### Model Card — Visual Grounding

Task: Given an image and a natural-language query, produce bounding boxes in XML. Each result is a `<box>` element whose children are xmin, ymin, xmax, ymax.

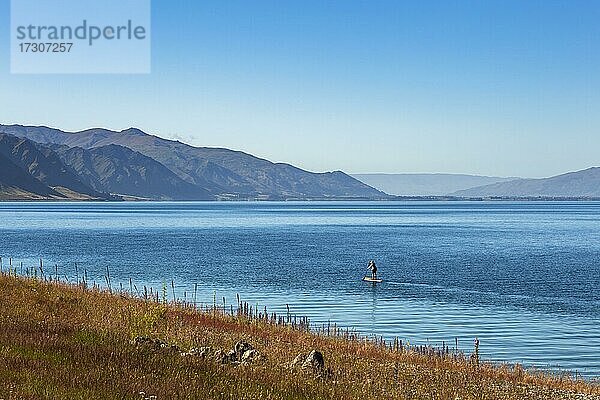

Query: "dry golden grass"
<box><xmin>0</xmin><ymin>274</ymin><xmax>598</xmax><ymax>400</ymax></box>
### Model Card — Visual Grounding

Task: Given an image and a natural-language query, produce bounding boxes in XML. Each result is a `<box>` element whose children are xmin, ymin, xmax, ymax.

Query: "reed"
<box><xmin>0</xmin><ymin>261</ymin><xmax>598</xmax><ymax>399</ymax></box>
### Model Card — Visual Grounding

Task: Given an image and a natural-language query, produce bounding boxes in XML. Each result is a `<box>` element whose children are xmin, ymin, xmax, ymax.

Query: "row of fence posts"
<box><xmin>0</xmin><ymin>256</ymin><xmax>478</xmax><ymax>363</ymax></box>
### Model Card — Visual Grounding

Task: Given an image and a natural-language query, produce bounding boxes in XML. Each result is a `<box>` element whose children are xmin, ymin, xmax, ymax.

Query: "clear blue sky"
<box><xmin>1</xmin><ymin>0</ymin><xmax>599</xmax><ymax>177</ymax></box>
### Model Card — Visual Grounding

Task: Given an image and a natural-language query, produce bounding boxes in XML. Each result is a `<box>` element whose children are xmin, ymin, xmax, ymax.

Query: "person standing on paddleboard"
<box><xmin>368</xmin><ymin>260</ymin><xmax>378</xmax><ymax>280</ymax></box>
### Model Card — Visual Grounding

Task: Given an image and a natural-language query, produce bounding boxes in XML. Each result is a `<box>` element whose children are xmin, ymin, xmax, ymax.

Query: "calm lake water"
<box><xmin>1</xmin><ymin>201</ymin><xmax>599</xmax><ymax>377</ymax></box>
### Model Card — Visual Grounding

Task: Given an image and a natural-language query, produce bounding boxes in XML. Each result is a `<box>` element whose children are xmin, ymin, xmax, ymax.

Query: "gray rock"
<box><xmin>181</xmin><ymin>342</ymin><xmax>261</xmax><ymax>366</ymax></box>
<box><xmin>234</xmin><ymin>341</ymin><xmax>253</xmax><ymax>359</ymax></box>
<box><xmin>181</xmin><ymin>346</ymin><xmax>212</xmax><ymax>357</ymax></box>
<box><xmin>241</xmin><ymin>349</ymin><xmax>260</xmax><ymax>364</ymax></box>
<box><xmin>198</xmin><ymin>346</ymin><xmax>212</xmax><ymax>357</ymax></box>
<box><xmin>226</xmin><ymin>349</ymin><xmax>237</xmax><ymax>362</ymax></box>
<box><xmin>213</xmin><ymin>349</ymin><xmax>228</xmax><ymax>364</ymax></box>
<box><xmin>131</xmin><ymin>336</ymin><xmax>180</xmax><ymax>353</ymax></box>
<box><xmin>302</xmin><ymin>350</ymin><xmax>324</xmax><ymax>372</ymax></box>
<box><xmin>290</xmin><ymin>353</ymin><xmax>305</xmax><ymax>370</ymax></box>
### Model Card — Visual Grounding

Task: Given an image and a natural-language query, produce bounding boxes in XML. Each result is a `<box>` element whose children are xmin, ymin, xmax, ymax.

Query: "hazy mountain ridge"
<box><xmin>452</xmin><ymin>168</ymin><xmax>600</xmax><ymax>198</ymax></box>
<box><xmin>352</xmin><ymin>173</ymin><xmax>519</xmax><ymax>196</ymax></box>
<box><xmin>0</xmin><ymin>124</ymin><xmax>387</xmax><ymax>200</ymax></box>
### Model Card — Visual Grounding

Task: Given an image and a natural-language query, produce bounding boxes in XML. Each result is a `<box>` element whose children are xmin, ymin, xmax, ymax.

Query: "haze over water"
<box><xmin>1</xmin><ymin>201</ymin><xmax>599</xmax><ymax>377</ymax></box>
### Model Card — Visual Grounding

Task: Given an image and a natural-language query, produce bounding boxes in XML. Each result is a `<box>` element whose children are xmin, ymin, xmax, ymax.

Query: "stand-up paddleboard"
<box><xmin>363</xmin><ymin>276</ymin><xmax>383</xmax><ymax>283</ymax></box>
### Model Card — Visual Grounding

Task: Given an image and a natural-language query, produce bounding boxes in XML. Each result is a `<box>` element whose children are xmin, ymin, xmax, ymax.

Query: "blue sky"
<box><xmin>0</xmin><ymin>0</ymin><xmax>599</xmax><ymax>177</ymax></box>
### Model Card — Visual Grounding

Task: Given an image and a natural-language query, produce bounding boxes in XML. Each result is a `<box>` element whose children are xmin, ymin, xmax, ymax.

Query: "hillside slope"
<box><xmin>453</xmin><ymin>167</ymin><xmax>600</xmax><ymax>197</ymax></box>
<box><xmin>0</xmin><ymin>151</ymin><xmax>61</xmax><ymax>199</ymax></box>
<box><xmin>51</xmin><ymin>144</ymin><xmax>212</xmax><ymax>200</ymax></box>
<box><xmin>1</xmin><ymin>273</ymin><xmax>597</xmax><ymax>399</ymax></box>
<box><xmin>352</xmin><ymin>173</ymin><xmax>518</xmax><ymax>196</ymax></box>
<box><xmin>0</xmin><ymin>134</ymin><xmax>106</xmax><ymax>200</ymax></box>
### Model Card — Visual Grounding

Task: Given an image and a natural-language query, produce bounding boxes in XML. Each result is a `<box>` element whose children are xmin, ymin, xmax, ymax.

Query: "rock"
<box><xmin>241</xmin><ymin>349</ymin><xmax>260</xmax><ymax>364</ymax></box>
<box><xmin>302</xmin><ymin>350</ymin><xmax>325</xmax><ymax>372</ymax></box>
<box><xmin>181</xmin><ymin>346</ymin><xmax>212</xmax><ymax>357</ymax></box>
<box><xmin>290</xmin><ymin>353</ymin><xmax>305</xmax><ymax>370</ymax></box>
<box><xmin>213</xmin><ymin>349</ymin><xmax>228</xmax><ymax>364</ymax></box>
<box><xmin>131</xmin><ymin>336</ymin><xmax>155</xmax><ymax>346</ymax></box>
<box><xmin>198</xmin><ymin>346</ymin><xmax>212</xmax><ymax>357</ymax></box>
<box><xmin>234</xmin><ymin>341</ymin><xmax>253</xmax><ymax>359</ymax></box>
<box><xmin>178</xmin><ymin>342</ymin><xmax>261</xmax><ymax>366</ymax></box>
<box><xmin>186</xmin><ymin>347</ymin><xmax>200</xmax><ymax>356</ymax></box>
<box><xmin>226</xmin><ymin>349</ymin><xmax>237</xmax><ymax>363</ymax></box>
<box><xmin>131</xmin><ymin>336</ymin><xmax>180</xmax><ymax>353</ymax></box>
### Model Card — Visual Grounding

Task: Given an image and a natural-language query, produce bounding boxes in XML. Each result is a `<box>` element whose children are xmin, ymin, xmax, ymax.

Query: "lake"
<box><xmin>1</xmin><ymin>201</ymin><xmax>599</xmax><ymax>377</ymax></box>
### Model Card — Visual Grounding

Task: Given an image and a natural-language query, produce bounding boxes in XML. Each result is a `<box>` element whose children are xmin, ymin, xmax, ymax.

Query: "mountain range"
<box><xmin>352</xmin><ymin>173</ymin><xmax>518</xmax><ymax>196</ymax></box>
<box><xmin>0</xmin><ymin>124</ymin><xmax>386</xmax><ymax>201</ymax></box>
<box><xmin>1</xmin><ymin>124</ymin><xmax>598</xmax><ymax>201</ymax></box>
<box><xmin>451</xmin><ymin>168</ymin><xmax>600</xmax><ymax>198</ymax></box>
<box><xmin>356</xmin><ymin>170</ymin><xmax>600</xmax><ymax>198</ymax></box>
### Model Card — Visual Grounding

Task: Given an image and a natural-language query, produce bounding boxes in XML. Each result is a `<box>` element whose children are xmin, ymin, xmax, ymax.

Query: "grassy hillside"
<box><xmin>0</xmin><ymin>273</ymin><xmax>598</xmax><ymax>399</ymax></box>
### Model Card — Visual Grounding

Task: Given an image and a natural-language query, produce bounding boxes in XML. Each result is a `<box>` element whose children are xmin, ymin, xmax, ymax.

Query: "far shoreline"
<box><xmin>2</xmin><ymin>196</ymin><xmax>600</xmax><ymax>203</ymax></box>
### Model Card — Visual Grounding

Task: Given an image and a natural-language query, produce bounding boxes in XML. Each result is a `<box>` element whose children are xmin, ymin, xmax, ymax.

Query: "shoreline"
<box><xmin>2</xmin><ymin>197</ymin><xmax>600</xmax><ymax>203</ymax></box>
<box><xmin>1</xmin><ymin>273</ymin><xmax>598</xmax><ymax>399</ymax></box>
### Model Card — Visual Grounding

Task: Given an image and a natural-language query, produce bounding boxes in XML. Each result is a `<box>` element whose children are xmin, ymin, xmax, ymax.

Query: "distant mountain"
<box><xmin>352</xmin><ymin>173</ymin><xmax>518</xmax><ymax>196</ymax></box>
<box><xmin>452</xmin><ymin>167</ymin><xmax>600</xmax><ymax>198</ymax></box>
<box><xmin>0</xmin><ymin>133</ymin><xmax>105</xmax><ymax>200</ymax></box>
<box><xmin>0</xmin><ymin>124</ymin><xmax>387</xmax><ymax>200</ymax></box>
<box><xmin>50</xmin><ymin>144</ymin><xmax>212</xmax><ymax>200</ymax></box>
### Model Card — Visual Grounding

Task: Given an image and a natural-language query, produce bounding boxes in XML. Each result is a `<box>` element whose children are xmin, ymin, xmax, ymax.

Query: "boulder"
<box><xmin>226</xmin><ymin>349</ymin><xmax>238</xmax><ymax>363</ymax></box>
<box><xmin>302</xmin><ymin>350</ymin><xmax>325</xmax><ymax>372</ymax></box>
<box><xmin>234</xmin><ymin>341</ymin><xmax>253</xmax><ymax>359</ymax></box>
<box><xmin>241</xmin><ymin>349</ymin><xmax>260</xmax><ymax>364</ymax></box>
